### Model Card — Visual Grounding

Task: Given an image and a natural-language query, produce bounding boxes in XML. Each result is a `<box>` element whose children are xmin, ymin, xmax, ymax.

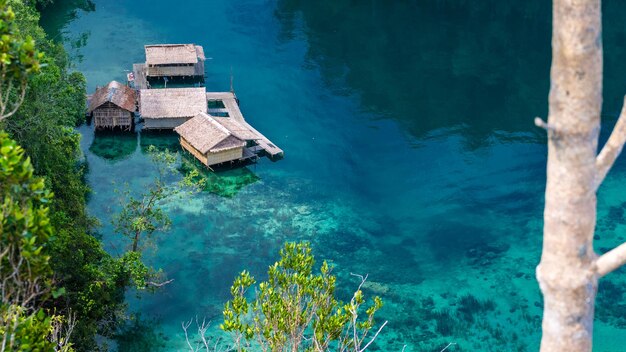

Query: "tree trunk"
<box><xmin>133</xmin><ymin>230</ymin><xmax>140</xmax><ymax>252</ymax></box>
<box><xmin>536</xmin><ymin>1</ymin><xmax>603</xmax><ymax>351</ymax></box>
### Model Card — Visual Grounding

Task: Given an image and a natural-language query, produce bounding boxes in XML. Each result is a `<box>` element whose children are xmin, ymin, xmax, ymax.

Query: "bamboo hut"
<box><xmin>139</xmin><ymin>87</ymin><xmax>207</xmax><ymax>129</ymax></box>
<box><xmin>87</xmin><ymin>81</ymin><xmax>136</xmax><ymax>131</ymax></box>
<box><xmin>174</xmin><ymin>112</ymin><xmax>257</xmax><ymax>167</ymax></box>
<box><xmin>144</xmin><ymin>44</ymin><xmax>205</xmax><ymax>79</ymax></box>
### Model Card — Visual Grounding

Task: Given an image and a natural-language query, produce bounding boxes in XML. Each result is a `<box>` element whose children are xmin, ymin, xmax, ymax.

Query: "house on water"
<box><xmin>88</xmin><ymin>81</ymin><xmax>136</xmax><ymax>131</ymax></box>
<box><xmin>145</xmin><ymin>44</ymin><xmax>205</xmax><ymax>80</ymax></box>
<box><xmin>174</xmin><ymin>112</ymin><xmax>259</xmax><ymax>168</ymax></box>
<box><xmin>139</xmin><ymin>87</ymin><xmax>207</xmax><ymax>129</ymax></box>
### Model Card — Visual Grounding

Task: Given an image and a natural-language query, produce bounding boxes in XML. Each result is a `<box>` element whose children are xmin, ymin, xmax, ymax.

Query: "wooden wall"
<box><xmin>93</xmin><ymin>103</ymin><xmax>133</xmax><ymax>130</ymax></box>
<box><xmin>147</xmin><ymin>65</ymin><xmax>197</xmax><ymax>77</ymax></box>
<box><xmin>206</xmin><ymin>147</ymin><xmax>243</xmax><ymax>166</ymax></box>
<box><xmin>180</xmin><ymin>137</ymin><xmax>208</xmax><ymax>165</ymax></box>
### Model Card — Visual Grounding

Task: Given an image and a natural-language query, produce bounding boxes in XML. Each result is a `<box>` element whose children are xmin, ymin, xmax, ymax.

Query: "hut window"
<box><xmin>208</xmin><ymin>100</ymin><xmax>226</xmax><ymax>109</ymax></box>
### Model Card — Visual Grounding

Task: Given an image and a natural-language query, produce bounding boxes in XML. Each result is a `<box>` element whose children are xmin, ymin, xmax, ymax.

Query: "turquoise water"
<box><xmin>41</xmin><ymin>1</ymin><xmax>626</xmax><ymax>351</ymax></box>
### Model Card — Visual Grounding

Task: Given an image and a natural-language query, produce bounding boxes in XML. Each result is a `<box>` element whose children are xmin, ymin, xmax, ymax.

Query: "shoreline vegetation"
<box><xmin>2</xmin><ymin>0</ymin><xmax>146</xmax><ymax>350</ymax></box>
<box><xmin>1</xmin><ymin>1</ymin><xmax>388</xmax><ymax>350</ymax></box>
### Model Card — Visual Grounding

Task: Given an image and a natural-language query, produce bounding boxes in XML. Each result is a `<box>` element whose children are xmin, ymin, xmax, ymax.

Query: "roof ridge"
<box><xmin>202</xmin><ymin>113</ymin><xmax>232</xmax><ymax>136</ymax></box>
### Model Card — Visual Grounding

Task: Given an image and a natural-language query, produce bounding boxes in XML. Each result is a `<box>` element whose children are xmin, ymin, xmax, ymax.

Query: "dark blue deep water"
<box><xmin>41</xmin><ymin>1</ymin><xmax>626</xmax><ymax>351</ymax></box>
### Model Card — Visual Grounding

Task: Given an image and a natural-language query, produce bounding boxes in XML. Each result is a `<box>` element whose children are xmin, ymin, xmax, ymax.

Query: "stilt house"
<box><xmin>139</xmin><ymin>87</ymin><xmax>207</xmax><ymax>129</ymax></box>
<box><xmin>144</xmin><ymin>44</ymin><xmax>205</xmax><ymax>79</ymax></box>
<box><xmin>88</xmin><ymin>81</ymin><xmax>136</xmax><ymax>131</ymax></box>
<box><xmin>174</xmin><ymin>112</ymin><xmax>258</xmax><ymax>167</ymax></box>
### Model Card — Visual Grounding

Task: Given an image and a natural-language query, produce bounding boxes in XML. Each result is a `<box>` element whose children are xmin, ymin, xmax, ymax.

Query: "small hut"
<box><xmin>144</xmin><ymin>44</ymin><xmax>205</xmax><ymax>79</ymax></box>
<box><xmin>88</xmin><ymin>81</ymin><xmax>136</xmax><ymax>131</ymax></box>
<box><xmin>174</xmin><ymin>112</ymin><xmax>257</xmax><ymax>167</ymax></box>
<box><xmin>139</xmin><ymin>87</ymin><xmax>207</xmax><ymax>129</ymax></box>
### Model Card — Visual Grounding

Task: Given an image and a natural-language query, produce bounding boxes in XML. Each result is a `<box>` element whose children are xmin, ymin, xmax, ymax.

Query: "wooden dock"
<box><xmin>206</xmin><ymin>92</ymin><xmax>284</xmax><ymax>159</ymax></box>
<box><xmin>133</xmin><ymin>63</ymin><xmax>148</xmax><ymax>89</ymax></box>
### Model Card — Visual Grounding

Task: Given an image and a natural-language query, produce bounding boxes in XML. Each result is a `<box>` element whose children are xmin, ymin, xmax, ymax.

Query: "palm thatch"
<box><xmin>174</xmin><ymin>112</ymin><xmax>246</xmax><ymax>154</ymax></box>
<box><xmin>211</xmin><ymin>115</ymin><xmax>259</xmax><ymax>141</ymax></box>
<box><xmin>195</xmin><ymin>45</ymin><xmax>206</xmax><ymax>61</ymax></box>
<box><xmin>88</xmin><ymin>81</ymin><xmax>136</xmax><ymax>113</ymax></box>
<box><xmin>145</xmin><ymin>44</ymin><xmax>205</xmax><ymax>65</ymax></box>
<box><xmin>139</xmin><ymin>88</ymin><xmax>207</xmax><ymax>119</ymax></box>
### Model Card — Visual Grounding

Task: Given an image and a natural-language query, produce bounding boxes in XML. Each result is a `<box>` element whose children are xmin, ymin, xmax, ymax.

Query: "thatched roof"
<box><xmin>175</xmin><ymin>112</ymin><xmax>246</xmax><ymax>154</ymax></box>
<box><xmin>145</xmin><ymin>44</ymin><xmax>205</xmax><ymax>65</ymax></box>
<box><xmin>88</xmin><ymin>81</ymin><xmax>136</xmax><ymax>113</ymax></box>
<box><xmin>195</xmin><ymin>46</ymin><xmax>205</xmax><ymax>61</ymax></box>
<box><xmin>212</xmin><ymin>116</ymin><xmax>259</xmax><ymax>140</ymax></box>
<box><xmin>139</xmin><ymin>88</ymin><xmax>207</xmax><ymax>118</ymax></box>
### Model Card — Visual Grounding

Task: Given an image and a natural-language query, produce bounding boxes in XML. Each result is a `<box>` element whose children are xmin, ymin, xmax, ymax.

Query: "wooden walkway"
<box><xmin>206</xmin><ymin>92</ymin><xmax>284</xmax><ymax>159</ymax></box>
<box><xmin>132</xmin><ymin>62</ymin><xmax>203</xmax><ymax>90</ymax></box>
<box><xmin>133</xmin><ymin>63</ymin><xmax>148</xmax><ymax>90</ymax></box>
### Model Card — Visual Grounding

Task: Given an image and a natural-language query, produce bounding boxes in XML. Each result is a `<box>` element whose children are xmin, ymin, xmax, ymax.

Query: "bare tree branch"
<box><xmin>440</xmin><ymin>342</ymin><xmax>457</xmax><ymax>352</ymax></box>
<box><xmin>182</xmin><ymin>317</ymin><xmax>228</xmax><ymax>352</ymax></box>
<box><xmin>596</xmin><ymin>242</ymin><xmax>626</xmax><ymax>277</ymax></box>
<box><xmin>51</xmin><ymin>311</ymin><xmax>77</xmax><ymax>352</ymax></box>
<box><xmin>196</xmin><ymin>317</ymin><xmax>211</xmax><ymax>352</ymax></box>
<box><xmin>534</xmin><ymin>117</ymin><xmax>556</xmax><ymax>132</ymax></box>
<box><xmin>145</xmin><ymin>278</ymin><xmax>174</xmax><ymax>288</ymax></box>
<box><xmin>0</xmin><ymin>78</ymin><xmax>28</xmax><ymax>121</ymax></box>
<box><xmin>358</xmin><ymin>320</ymin><xmax>388</xmax><ymax>352</ymax></box>
<box><xmin>596</xmin><ymin>96</ymin><xmax>626</xmax><ymax>190</ymax></box>
<box><xmin>182</xmin><ymin>319</ymin><xmax>197</xmax><ymax>352</ymax></box>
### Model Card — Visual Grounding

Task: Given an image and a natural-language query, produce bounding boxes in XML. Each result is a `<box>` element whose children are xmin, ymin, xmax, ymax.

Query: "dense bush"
<box><xmin>0</xmin><ymin>1</ymin><xmax>133</xmax><ymax>349</ymax></box>
<box><xmin>0</xmin><ymin>131</ymin><xmax>60</xmax><ymax>351</ymax></box>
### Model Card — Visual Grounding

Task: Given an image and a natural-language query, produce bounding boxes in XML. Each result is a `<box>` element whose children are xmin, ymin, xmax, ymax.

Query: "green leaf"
<box><xmin>52</xmin><ymin>287</ymin><xmax>66</xmax><ymax>298</ymax></box>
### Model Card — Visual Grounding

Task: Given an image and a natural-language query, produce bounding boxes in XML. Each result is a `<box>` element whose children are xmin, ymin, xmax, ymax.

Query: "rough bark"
<box><xmin>536</xmin><ymin>1</ymin><xmax>602</xmax><ymax>351</ymax></box>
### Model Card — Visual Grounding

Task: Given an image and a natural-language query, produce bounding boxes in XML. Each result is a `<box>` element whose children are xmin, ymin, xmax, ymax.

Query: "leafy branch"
<box><xmin>219</xmin><ymin>242</ymin><xmax>386</xmax><ymax>352</ymax></box>
<box><xmin>0</xmin><ymin>0</ymin><xmax>43</xmax><ymax>121</ymax></box>
<box><xmin>112</xmin><ymin>146</ymin><xmax>204</xmax><ymax>291</ymax></box>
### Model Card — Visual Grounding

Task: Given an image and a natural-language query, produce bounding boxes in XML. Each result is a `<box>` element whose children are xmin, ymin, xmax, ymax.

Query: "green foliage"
<box><xmin>0</xmin><ymin>131</ymin><xmax>75</xmax><ymax>352</ymax></box>
<box><xmin>0</xmin><ymin>0</ymin><xmax>43</xmax><ymax>119</ymax></box>
<box><xmin>117</xmin><ymin>251</ymin><xmax>157</xmax><ymax>291</ymax></box>
<box><xmin>1</xmin><ymin>307</ymin><xmax>54</xmax><ymax>351</ymax></box>
<box><xmin>0</xmin><ymin>0</ymin><xmax>41</xmax><ymax>75</ymax></box>
<box><xmin>0</xmin><ymin>130</ymin><xmax>52</xmax><ymax>281</ymax></box>
<box><xmin>109</xmin><ymin>145</ymin><xmax>203</xmax><ymax>306</ymax></box>
<box><xmin>221</xmin><ymin>242</ymin><xmax>386</xmax><ymax>352</ymax></box>
<box><xmin>5</xmin><ymin>0</ymin><xmax>89</xmax><ymax>223</ymax></box>
<box><xmin>114</xmin><ymin>145</ymin><xmax>203</xmax><ymax>252</ymax></box>
<box><xmin>0</xmin><ymin>2</ymin><xmax>130</xmax><ymax>350</ymax></box>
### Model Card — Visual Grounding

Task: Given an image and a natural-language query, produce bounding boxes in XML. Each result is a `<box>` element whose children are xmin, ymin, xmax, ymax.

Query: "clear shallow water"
<box><xmin>41</xmin><ymin>1</ymin><xmax>626</xmax><ymax>351</ymax></box>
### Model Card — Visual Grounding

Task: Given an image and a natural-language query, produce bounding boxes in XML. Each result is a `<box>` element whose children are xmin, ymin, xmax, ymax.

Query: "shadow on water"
<box><xmin>139</xmin><ymin>130</ymin><xmax>181</xmax><ymax>153</ymax></box>
<box><xmin>274</xmin><ymin>0</ymin><xmax>552</xmax><ymax>149</ymax></box>
<box><xmin>275</xmin><ymin>0</ymin><xmax>626</xmax><ymax>149</ymax></box>
<box><xmin>89</xmin><ymin>127</ymin><xmax>260</xmax><ymax>197</ymax></box>
<box><xmin>113</xmin><ymin>315</ymin><xmax>167</xmax><ymax>352</ymax></box>
<box><xmin>179</xmin><ymin>154</ymin><xmax>261</xmax><ymax>198</ymax></box>
<box><xmin>89</xmin><ymin>131</ymin><xmax>138</xmax><ymax>162</ymax></box>
<box><xmin>38</xmin><ymin>0</ymin><xmax>95</xmax><ymax>44</ymax></box>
